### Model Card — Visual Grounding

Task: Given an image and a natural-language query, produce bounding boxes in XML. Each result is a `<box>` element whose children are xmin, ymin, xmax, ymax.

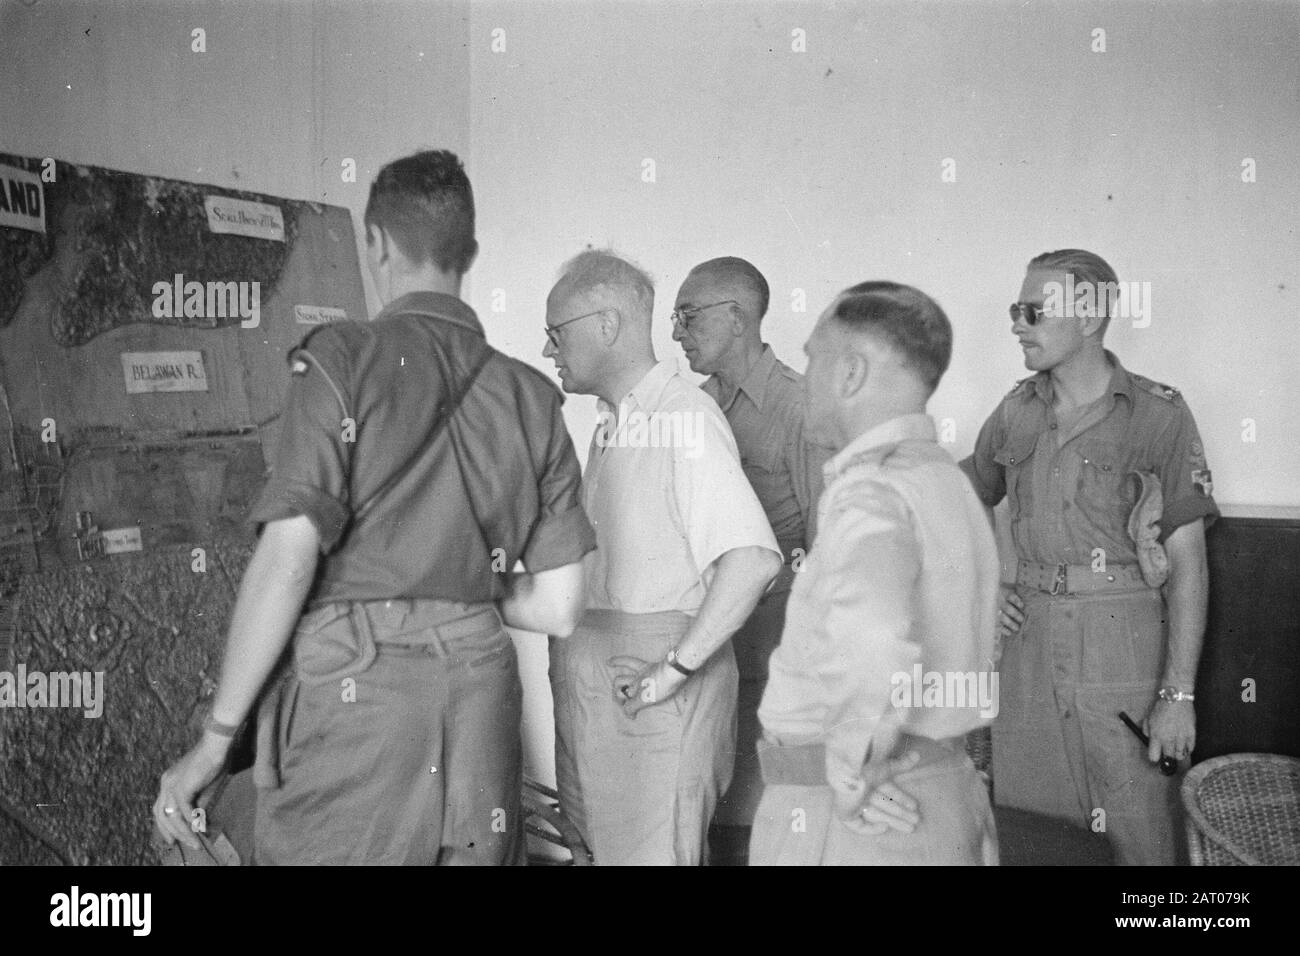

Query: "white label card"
<box><xmin>121</xmin><ymin>351</ymin><xmax>209</xmax><ymax>393</ymax></box>
<box><xmin>204</xmin><ymin>195</ymin><xmax>285</xmax><ymax>242</ymax></box>
<box><xmin>0</xmin><ymin>162</ymin><xmax>45</xmax><ymax>233</ymax></box>
<box><xmin>103</xmin><ymin>527</ymin><xmax>143</xmax><ymax>554</ymax></box>
<box><xmin>294</xmin><ymin>304</ymin><xmax>347</xmax><ymax>325</ymax></box>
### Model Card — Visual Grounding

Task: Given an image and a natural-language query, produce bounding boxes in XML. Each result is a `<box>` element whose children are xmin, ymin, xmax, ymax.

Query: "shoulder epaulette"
<box><xmin>1132</xmin><ymin>374</ymin><xmax>1181</xmax><ymax>402</ymax></box>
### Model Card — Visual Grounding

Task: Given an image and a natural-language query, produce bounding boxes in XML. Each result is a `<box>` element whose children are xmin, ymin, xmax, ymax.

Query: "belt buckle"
<box><xmin>1049</xmin><ymin>563</ymin><xmax>1068</xmax><ymax>596</ymax></box>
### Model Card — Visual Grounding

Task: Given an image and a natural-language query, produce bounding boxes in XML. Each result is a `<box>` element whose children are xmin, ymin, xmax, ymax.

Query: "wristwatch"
<box><xmin>1156</xmin><ymin>686</ymin><xmax>1195</xmax><ymax>703</ymax></box>
<box><xmin>665</xmin><ymin>647</ymin><xmax>697</xmax><ymax>677</ymax></box>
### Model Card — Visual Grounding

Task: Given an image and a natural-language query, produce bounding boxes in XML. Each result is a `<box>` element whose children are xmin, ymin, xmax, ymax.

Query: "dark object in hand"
<box><xmin>1118</xmin><ymin>711</ymin><xmax>1179</xmax><ymax>776</ymax></box>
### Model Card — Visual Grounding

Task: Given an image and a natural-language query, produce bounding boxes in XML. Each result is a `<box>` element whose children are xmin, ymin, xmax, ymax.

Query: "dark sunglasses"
<box><xmin>1009</xmin><ymin>302</ymin><xmax>1052</xmax><ymax>326</ymax></box>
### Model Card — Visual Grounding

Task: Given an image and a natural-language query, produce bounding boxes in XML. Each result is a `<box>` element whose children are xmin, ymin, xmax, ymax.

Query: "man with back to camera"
<box><xmin>542</xmin><ymin>250</ymin><xmax>783</xmax><ymax>865</ymax></box>
<box><xmin>960</xmin><ymin>249</ymin><xmax>1216</xmax><ymax>865</ymax></box>
<box><xmin>670</xmin><ymin>256</ymin><xmax>829</xmax><ymax>831</ymax></box>
<box><xmin>752</xmin><ymin>281</ymin><xmax>1001</xmax><ymax>866</ymax></box>
<box><xmin>153</xmin><ymin>149</ymin><xmax>595</xmax><ymax>865</ymax></box>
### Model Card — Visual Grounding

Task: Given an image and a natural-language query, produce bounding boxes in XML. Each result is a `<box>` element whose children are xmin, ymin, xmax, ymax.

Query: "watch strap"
<box><xmin>666</xmin><ymin>648</ymin><xmax>697</xmax><ymax>677</ymax></box>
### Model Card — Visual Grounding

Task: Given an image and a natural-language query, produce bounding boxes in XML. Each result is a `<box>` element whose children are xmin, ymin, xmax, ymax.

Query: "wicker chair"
<box><xmin>1181</xmin><ymin>753</ymin><xmax>1300</xmax><ymax>865</ymax></box>
<box><xmin>966</xmin><ymin>726</ymin><xmax>993</xmax><ymax>790</ymax></box>
<box><xmin>522</xmin><ymin>778</ymin><xmax>594</xmax><ymax>865</ymax></box>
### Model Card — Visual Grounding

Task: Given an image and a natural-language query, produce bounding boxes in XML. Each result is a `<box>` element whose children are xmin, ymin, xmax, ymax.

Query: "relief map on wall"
<box><xmin>0</xmin><ymin>153</ymin><xmax>367</xmax><ymax>865</ymax></box>
<box><xmin>0</xmin><ymin>154</ymin><xmax>302</xmax><ymax>344</ymax></box>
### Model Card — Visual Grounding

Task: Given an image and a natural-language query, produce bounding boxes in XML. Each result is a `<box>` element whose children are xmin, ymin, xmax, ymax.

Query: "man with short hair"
<box><xmin>543</xmin><ymin>250</ymin><xmax>783</xmax><ymax>865</ymax></box>
<box><xmin>670</xmin><ymin>256</ymin><xmax>828</xmax><ymax>828</ymax></box>
<box><xmin>752</xmin><ymin>282</ymin><xmax>1001</xmax><ymax>866</ymax></box>
<box><xmin>154</xmin><ymin>150</ymin><xmax>594</xmax><ymax>865</ymax></box>
<box><xmin>960</xmin><ymin>249</ymin><xmax>1216</xmax><ymax>865</ymax></box>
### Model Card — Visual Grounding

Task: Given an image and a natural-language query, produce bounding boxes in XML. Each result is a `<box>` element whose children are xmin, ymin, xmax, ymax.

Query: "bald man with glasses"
<box><xmin>670</xmin><ymin>258</ymin><xmax>830</xmax><ymax>834</ymax></box>
<box><xmin>542</xmin><ymin>250</ymin><xmax>782</xmax><ymax>865</ymax></box>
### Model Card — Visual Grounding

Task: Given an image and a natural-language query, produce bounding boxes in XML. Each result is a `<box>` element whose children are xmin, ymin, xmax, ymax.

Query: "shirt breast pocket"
<box><xmin>740</xmin><ymin>441</ymin><xmax>785</xmax><ymax>491</ymax></box>
<box><xmin>993</xmin><ymin>434</ymin><xmax>1038</xmax><ymax>522</ymax></box>
<box><xmin>1074</xmin><ymin>439</ymin><xmax>1136</xmax><ymax>529</ymax></box>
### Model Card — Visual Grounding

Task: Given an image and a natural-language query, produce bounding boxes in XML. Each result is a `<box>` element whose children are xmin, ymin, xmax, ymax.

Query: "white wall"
<box><xmin>0</xmin><ymin>0</ymin><xmax>471</xmax><ymax>317</ymax></box>
<box><xmin>5</xmin><ymin>0</ymin><xmax>1297</xmax><ymax>809</ymax></box>
<box><xmin>466</xmin><ymin>0</ymin><xmax>1300</xmax><ymax>511</ymax></box>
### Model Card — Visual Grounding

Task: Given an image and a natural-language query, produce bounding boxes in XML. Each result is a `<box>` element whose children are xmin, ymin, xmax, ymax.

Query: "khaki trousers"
<box><xmin>749</xmin><ymin>743</ymin><xmax>998</xmax><ymax>866</ymax></box>
<box><xmin>254</xmin><ymin>599</ymin><xmax>525</xmax><ymax>865</ymax></box>
<box><xmin>993</xmin><ymin>586</ymin><xmax>1185</xmax><ymax>865</ymax></box>
<box><xmin>549</xmin><ymin>608</ymin><xmax>738</xmax><ymax>865</ymax></box>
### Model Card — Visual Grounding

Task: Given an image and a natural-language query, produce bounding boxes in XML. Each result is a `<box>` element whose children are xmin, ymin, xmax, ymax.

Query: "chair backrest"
<box><xmin>522</xmin><ymin>778</ymin><xmax>594</xmax><ymax>866</ymax></box>
<box><xmin>1182</xmin><ymin>753</ymin><xmax>1300</xmax><ymax>866</ymax></box>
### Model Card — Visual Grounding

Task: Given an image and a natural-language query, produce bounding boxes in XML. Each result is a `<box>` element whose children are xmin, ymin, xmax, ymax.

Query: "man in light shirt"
<box><xmin>542</xmin><ymin>250</ymin><xmax>782</xmax><ymax>865</ymax></box>
<box><xmin>752</xmin><ymin>281</ymin><xmax>1001</xmax><ymax>866</ymax></box>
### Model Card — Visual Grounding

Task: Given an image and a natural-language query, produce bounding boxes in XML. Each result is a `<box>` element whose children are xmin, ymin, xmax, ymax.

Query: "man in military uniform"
<box><xmin>960</xmin><ymin>249</ymin><xmax>1217</xmax><ymax>865</ymax></box>
<box><xmin>154</xmin><ymin>150</ymin><xmax>595</xmax><ymax>865</ymax></box>
<box><xmin>752</xmin><ymin>281</ymin><xmax>1000</xmax><ymax>866</ymax></box>
<box><xmin>670</xmin><ymin>257</ymin><xmax>828</xmax><ymax>829</ymax></box>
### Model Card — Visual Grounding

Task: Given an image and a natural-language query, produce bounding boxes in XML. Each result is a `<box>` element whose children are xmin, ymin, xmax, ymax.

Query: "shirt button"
<box><xmin>1050</xmin><ymin>423</ymin><xmax>1058</xmax><ymax>430</ymax></box>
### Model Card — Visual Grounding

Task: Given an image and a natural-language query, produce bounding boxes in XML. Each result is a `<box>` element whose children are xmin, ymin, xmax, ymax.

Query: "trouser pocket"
<box><xmin>292</xmin><ymin>603</ymin><xmax>378</xmax><ymax>687</ymax></box>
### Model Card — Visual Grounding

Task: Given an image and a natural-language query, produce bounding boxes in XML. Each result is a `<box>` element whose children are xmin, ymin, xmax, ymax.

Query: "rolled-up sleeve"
<box><xmin>1154</xmin><ymin>401</ymin><xmax>1219</xmax><ymax>542</ymax></box>
<box><xmin>248</xmin><ymin>343</ymin><xmax>353</xmax><ymax>553</ymax></box>
<box><xmin>959</xmin><ymin>406</ymin><xmax>1006</xmax><ymax>508</ymax></box>
<box><xmin>673</xmin><ymin>408</ymin><xmax>781</xmax><ymax>576</ymax></box>
<box><xmin>520</xmin><ymin>394</ymin><xmax>597</xmax><ymax>572</ymax></box>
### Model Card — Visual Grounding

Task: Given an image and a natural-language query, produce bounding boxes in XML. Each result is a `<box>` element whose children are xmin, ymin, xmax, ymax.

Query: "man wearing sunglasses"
<box><xmin>670</xmin><ymin>257</ymin><xmax>830</xmax><ymax>835</ymax></box>
<box><xmin>542</xmin><ymin>250</ymin><xmax>782</xmax><ymax>865</ymax></box>
<box><xmin>960</xmin><ymin>249</ymin><xmax>1217</xmax><ymax>865</ymax></box>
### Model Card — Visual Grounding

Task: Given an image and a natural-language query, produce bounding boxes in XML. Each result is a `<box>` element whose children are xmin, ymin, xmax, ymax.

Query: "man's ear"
<box><xmin>598</xmin><ymin>307</ymin><xmax>622</xmax><ymax>345</ymax></box>
<box><xmin>839</xmin><ymin>350</ymin><xmax>869</xmax><ymax>400</ymax></box>
<box><xmin>727</xmin><ymin>303</ymin><xmax>746</xmax><ymax>337</ymax></box>
<box><xmin>366</xmin><ymin>223</ymin><xmax>390</xmax><ymax>264</ymax></box>
<box><xmin>1080</xmin><ymin>309</ymin><xmax>1106</xmax><ymax>339</ymax></box>
<box><xmin>462</xmin><ymin>238</ymin><xmax>479</xmax><ymax>275</ymax></box>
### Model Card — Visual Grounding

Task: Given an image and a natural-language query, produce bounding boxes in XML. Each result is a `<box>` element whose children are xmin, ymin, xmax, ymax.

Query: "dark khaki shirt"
<box><xmin>702</xmin><ymin>345</ymin><xmax>828</xmax><ymax>575</ymax></box>
<box><xmin>960</xmin><ymin>351</ymin><xmax>1219</xmax><ymax>567</ymax></box>
<box><xmin>249</xmin><ymin>291</ymin><xmax>596</xmax><ymax>604</ymax></box>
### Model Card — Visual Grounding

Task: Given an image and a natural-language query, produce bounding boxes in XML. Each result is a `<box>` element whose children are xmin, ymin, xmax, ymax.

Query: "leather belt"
<box><xmin>1015</xmin><ymin>559</ymin><xmax>1149</xmax><ymax>596</ymax></box>
<box><xmin>757</xmin><ymin>733</ymin><xmax>963</xmax><ymax>787</ymax></box>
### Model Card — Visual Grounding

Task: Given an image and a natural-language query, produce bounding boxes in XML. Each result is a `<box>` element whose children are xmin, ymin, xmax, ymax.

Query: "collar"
<box><xmin>1026</xmin><ymin>349</ymin><xmax>1134</xmax><ymax>407</ymax></box>
<box><xmin>375</xmin><ymin>291</ymin><xmax>485</xmax><ymax>338</ymax></box>
<box><xmin>705</xmin><ymin>344</ymin><xmax>778</xmax><ymax>412</ymax></box>
<box><xmin>823</xmin><ymin>413</ymin><xmax>936</xmax><ymax>484</ymax></box>
<box><xmin>598</xmin><ymin>360</ymin><xmax>678</xmax><ymax>416</ymax></box>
